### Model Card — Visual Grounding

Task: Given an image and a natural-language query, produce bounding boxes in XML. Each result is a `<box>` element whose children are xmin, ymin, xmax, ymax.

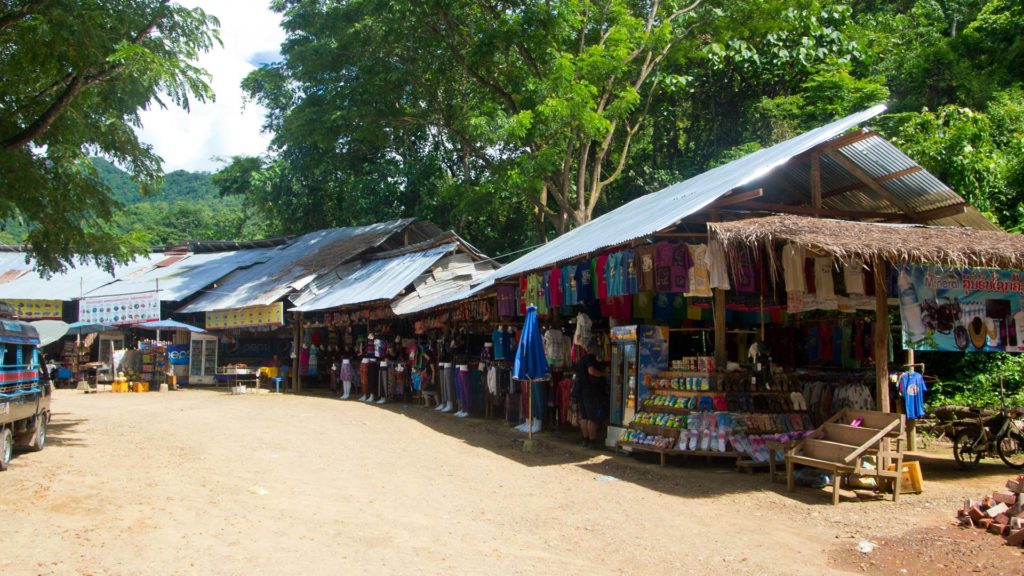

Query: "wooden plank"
<box><xmin>725</xmin><ymin>201</ymin><xmax>906</xmax><ymax>221</ymax></box>
<box><xmin>803</xmin><ymin>439</ymin><xmax>859</xmax><ymax>462</ymax></box>
<box><xmin>820</xmin><ymin>129</ymin><xmax>877</xmax><ymax>150</ymax></box>
<box><xmin>824</xmin><ymin>423</ymin><xmax>885</xmax><ymax>446</ymax></box>
<box><xmin>824</xmin><ymin>149</ymin><xmax>921</xmax><ymax>219</ymax></box>
<box><xmin>916</xmin><ymin>203</ymin><xmax>967</xmax><ymax>221</ymax></box>
<box><xmin>706</xmin><ymin>188</ymin><xmax>764</xmax><ymax>209</ymax></box>
<box><xmin>844</xmin><ymin>409</ymin><xmax>904</xmax><ymax>432</ymax></box>
<box><xmin>876</xmin><ymin>166</ymin><xmax>923</xmax><ymax>183</ymax></box>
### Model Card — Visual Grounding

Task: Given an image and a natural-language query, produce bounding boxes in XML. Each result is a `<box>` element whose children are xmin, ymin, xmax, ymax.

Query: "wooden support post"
<box><xmin>873</xmin><ymin>257</ymin><xmax>890</xmax><ymax>413</ymax></box>
<box><xmin>292</xmin><ymin>311</ymin><xmax>302</xmax><ymax>392</ymax></box>
<box><xmin>714</xmin><ymin>287</ymin><xmax>727</xmax><ymax>368</ymax></box>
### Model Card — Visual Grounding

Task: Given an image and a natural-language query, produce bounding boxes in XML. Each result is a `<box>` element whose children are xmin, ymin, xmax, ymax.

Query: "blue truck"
<box><xmin>0</xmin><ymin>319</ymin><xmax>49</xmax><ymax>471</ymax></box>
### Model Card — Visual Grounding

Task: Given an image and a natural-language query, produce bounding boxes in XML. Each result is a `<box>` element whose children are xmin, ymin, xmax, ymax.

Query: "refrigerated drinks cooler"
<box><xmin>606</xmin><ymin>325</ymin><xmax>669</xmax><ymax>447</ymax></box>
<box><xmin>189</xmin><ymin>333</ymin><xmax>218</xmax><ymax>385</ymax></box>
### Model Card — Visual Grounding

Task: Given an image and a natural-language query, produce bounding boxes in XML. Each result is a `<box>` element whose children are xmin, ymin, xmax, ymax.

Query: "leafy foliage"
<box><xmin>0</xmin><ymin>0</ymin><xmax>220</xmax><ymax>275</ymax></box>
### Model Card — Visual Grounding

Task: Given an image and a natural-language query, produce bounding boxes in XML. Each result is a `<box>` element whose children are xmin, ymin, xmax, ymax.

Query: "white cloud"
<box><xmin>136</xmin><ymin>1</ymin><xmax>285</xmax><ymax>173</ymax></box>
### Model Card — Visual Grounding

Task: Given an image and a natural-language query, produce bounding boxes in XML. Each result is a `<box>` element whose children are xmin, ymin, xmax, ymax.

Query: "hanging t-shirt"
<box><xmin>549</xmin><ymin>267</ymin><xmax>563</xmax><ymax>308</ymax></box>
<box><xmin>782</xmin><ymin>243</ymin><xmax>806</xmax><ymax>292</ymax></box>
<box><xmin>671</xmin><ymin>294</ymin><xmax>688</xmax><ymax>324</ymax></box>
<box><xmin>541</xmin><ymin>271</ymin><xmax>552</xmax><ymax>311</ymax></box>
<box><xmin>636</xmin><ymin>245</ymin><xmax>656</xmax><ymax>292</ymax></box>
<box><xmin>653</xmin><ymin>293</ymin><xmax>673</xmax><ymax>322</ymax></box>
<box><xmin>492</xmin><ymin>329</ymin><xmax>507</xmax><ymax>361</ymax></box>
<box><xmin>518</xmin><ymin>276</ymin><xmax>528</xmax><ymax>315</ymax></box>
<box><xmin>596</xmin><ymin>253</ymin><xmax>609</xmax><ymax>300</ymax></box>
<box><xmin>733</xmin><ymin>247</ymin><xmax>757</xmax><ymax>293</ymax></box>
<box><xmin>633</xmin><ymin>291</ymin><xmax>654</xmax><ymax>320</ymax></box>
<box><xmin>814</xmin><ymin>257</ymin><xmax>837</xmax><ymax>307</ymax></box>
<box><xmin>576</xmin><ymin>263</ymin><xmax>595</xmax><ymax>302</ymax></box>
<box><xmin>563</xmin><ymin>264</ymin><xmax>577</xmax><ymax>306</ymax></box>
<box><xmin>670</xmin><ymin>243</ymin><xmax>693</xmax><ymax>294</ymax></box>
<box><xmin>497</xmin><ymin>285</ymin><xmax>517</xmax><ymax>317</ymax></box>
<box><xmin>573</xmin><ymin>312</ymin><xmax>592</xmax><ymax>347</ymax></box>
<box><xmin>686</xmin><ymin>244</ymin><xmax>712</xmax><ymax>297</ymax></box>
<box><xmin>623</xmin><ymin>249</ymin><xmax>638</xmax><ymax>294</ymax></box>
<box><xmin>844</xmin><ymin>258</ymin><xmax>866</xmax><ymax>295</ymax></box>
<box><xmin>899</xmin><ymin>371</ymin><xmax>928</xmax><ymax>420</ymax></box>
<box><xmin>654</xmin><ymin>242</ymin><xmax>674</xmax><ymax>292</ymax></box>
<box><xmin>706</xmin><ymin>239</ymin><xmax>731</xmax><ymax>290</ymax></box>
<box><xmin>606</xmin><ymin>252</ymin><xmax>620</xmax><ymax>297</ymax></box>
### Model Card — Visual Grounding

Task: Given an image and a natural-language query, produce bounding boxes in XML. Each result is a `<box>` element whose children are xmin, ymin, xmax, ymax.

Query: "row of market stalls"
<box><xmin>0</xmin><ymin>218</ymin><xmax>497</xmax><ymax>390</ymax></box>
<box><xmin>0</xmin><ymin>104</ymin><xmax>1020</xmax><ymax>475</ymax></box>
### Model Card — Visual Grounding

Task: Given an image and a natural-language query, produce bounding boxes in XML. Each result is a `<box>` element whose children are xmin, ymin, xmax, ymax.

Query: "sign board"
<box><xmin>205</xmin><ymin>302</ymin><xmax>284</xmax><ymax>330</ymax></box>
<box><xmin>167</xmin><ymin>344</ymin><xmax>190</xmax><ymax>366</ymax></box>
<box><xmin>79</xmin><ymin>292</ymin><xmax>160</xmax><ymax>326</ymax></box>
<box><xmin>0</xmin><ymin>299</ymin><xmax>62</xmax><ymax>320</ymax></box>
<box><xmin>898</xmin><ymin>265</ymin><xmax>1024</xmax><ymax>352</ymax></box>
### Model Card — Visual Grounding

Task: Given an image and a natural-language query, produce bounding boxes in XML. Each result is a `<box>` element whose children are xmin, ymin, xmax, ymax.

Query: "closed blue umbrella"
<box><xmin>513</xmin><ymin>305</ymin><xmax>549</xmax><ymax>441</ymax></box>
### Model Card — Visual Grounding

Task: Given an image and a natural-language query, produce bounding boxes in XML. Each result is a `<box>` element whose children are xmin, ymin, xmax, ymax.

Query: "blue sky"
<box><xmin>136</xmin><ymin>1</ymin><xmax>285</xmax><ymax>173</ymax></box>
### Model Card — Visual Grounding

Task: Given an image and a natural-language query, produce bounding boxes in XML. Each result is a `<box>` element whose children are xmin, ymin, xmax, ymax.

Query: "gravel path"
<box><xmin>0</xmin><ymin>389</ymin><xmax>1019</xmax><ymax>575</ymax></box>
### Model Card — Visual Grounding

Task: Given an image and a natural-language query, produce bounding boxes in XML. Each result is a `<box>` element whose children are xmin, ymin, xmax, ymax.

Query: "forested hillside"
<box><xmin>0</xmin><ymin>159</ymin><xmax>270</xmax><ymax>248</ymax></box>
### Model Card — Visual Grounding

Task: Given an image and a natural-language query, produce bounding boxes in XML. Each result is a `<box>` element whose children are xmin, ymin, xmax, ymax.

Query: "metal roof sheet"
<box><xmin>84</xmin><ymin>248</ymin><xmax>276</xmax><ymax>302</ymax></box>
<box><xmin>493</xmin><ymin>105</ymin><xmax>889</xmax><ymax>280</ymax></box>
<box><xmin>391</xmin><ymin>256</ymin><xmax>499</xmax><ymax>316</ymax></box>
<box><xmin>0</xmin><ymin>252</ymin><xmax>168</xmax><ymax>301</ymax></box>
<box><xmin>178</xmin><ymin>219</ymin><xmax>414</xmax><ymax>313</ymax></box>
<box><xmin>290</xmin><ymin>244</ymin><xmax>457</xmax><ymax>312</ymax></box>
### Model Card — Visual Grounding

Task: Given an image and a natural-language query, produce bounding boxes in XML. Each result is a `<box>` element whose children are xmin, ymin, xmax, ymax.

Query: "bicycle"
<box><xmin>951</xmin><ymin>379</ymin><xmax>1024</xmax><ymax>470</ymax></box>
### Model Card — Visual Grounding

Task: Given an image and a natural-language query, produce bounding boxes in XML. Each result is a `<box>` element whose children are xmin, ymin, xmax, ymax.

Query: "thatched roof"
<box><xmin>708</xmin><ymin>215</ymin><xmax>1024</xmax><ymax>270</ymax></box>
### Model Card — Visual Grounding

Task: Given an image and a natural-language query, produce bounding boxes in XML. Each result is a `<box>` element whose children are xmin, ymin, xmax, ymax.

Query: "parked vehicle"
<box><xmin>952</xmin><ymin>380</ymin><xmax>1024</xmax><ymax>469</ymax></box>
<box><xmin>0</xmin><ymin>319</ymin><xmax>50</xmax><ymax>471</ymax></box>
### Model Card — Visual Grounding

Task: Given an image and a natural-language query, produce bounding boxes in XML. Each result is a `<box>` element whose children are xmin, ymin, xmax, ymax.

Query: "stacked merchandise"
<box><xmin>618</xmin><ymin>356</ymin><xmax>816</xmax><ymax>463</ymax></box>
<box><xmin>140</xmin><ymin>343</ymin><xmax>168</xmax><ymax>389</ymax></box>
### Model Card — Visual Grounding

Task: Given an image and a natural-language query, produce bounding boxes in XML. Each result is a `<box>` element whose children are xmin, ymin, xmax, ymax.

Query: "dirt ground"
<box><xmin>1</xmin><ymin>389</ymin><xmax>1022</xmax><ymax>576</ymax></box>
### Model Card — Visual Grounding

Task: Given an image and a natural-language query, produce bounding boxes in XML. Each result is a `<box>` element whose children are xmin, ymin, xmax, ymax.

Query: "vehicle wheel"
<box><xmin>997</xmin><ymin>432</ymin><xmax>1024</xmax><ymax>469</ymax></box>
<box><xmin>27</xmin><ymin>414</ymin><xmax>46</xmax><ymax>452</ymax></box>
<box><xmin>953</xmin><ymin>428</ymin><xmax>983</xmax><ymax>468</ymax></box>
<box><xmin>0</xmin><ymin>427</ymin><xmax>12</xmax><ymax>471</ymax></box>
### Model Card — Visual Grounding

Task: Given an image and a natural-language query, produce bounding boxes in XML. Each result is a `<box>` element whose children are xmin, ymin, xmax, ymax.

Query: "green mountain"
<box><xmin>0</xmin><ymin>159</ymin><xmax>270</xmax><ymax>248</ymax></box>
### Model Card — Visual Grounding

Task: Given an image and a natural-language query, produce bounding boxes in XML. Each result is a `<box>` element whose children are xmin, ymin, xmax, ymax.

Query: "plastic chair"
<box><xmin>272</xmin><ymin>365</ymin><xmax>289</xmax><ymax>393</ymax></box>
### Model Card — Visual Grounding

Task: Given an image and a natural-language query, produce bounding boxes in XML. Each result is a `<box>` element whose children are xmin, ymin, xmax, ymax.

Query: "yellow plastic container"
<box><xmin>111</xmin><ymin>381</ymin><xmax>128</xmax><ymax>393</ymax></box>
<box><xmin>888</xmin><ymin>461</ymin><xmax>924</xmax><ymax>494</ymax></box>
<box><xmin>134</xmin><ymin>381</ymin><xmax>149</xmax><ymax>393</ymax></box>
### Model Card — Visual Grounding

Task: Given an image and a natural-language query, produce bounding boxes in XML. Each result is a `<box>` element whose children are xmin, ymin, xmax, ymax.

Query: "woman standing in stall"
<box><xmin>576</xmin><ymin>336</ymin><xmax>607</xmax><ymax>449</ymax></box>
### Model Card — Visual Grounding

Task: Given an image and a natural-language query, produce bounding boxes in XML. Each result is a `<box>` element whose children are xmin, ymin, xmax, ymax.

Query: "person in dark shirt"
<box><xmin>575</xmin><ymin>337</ymin><xmax>607</xmax><ymax>449</ymax></box>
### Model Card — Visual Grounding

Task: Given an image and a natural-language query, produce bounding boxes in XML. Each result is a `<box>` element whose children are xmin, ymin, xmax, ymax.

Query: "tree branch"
<box><xmin>0</xmin><ymin>0</ymin><xmax>45</xmax><ymax>33</ymax></box>
<box><xmin>0</xmin><ymin>0</ymin><xmax>169</xmax><ymax>150</ymax></box>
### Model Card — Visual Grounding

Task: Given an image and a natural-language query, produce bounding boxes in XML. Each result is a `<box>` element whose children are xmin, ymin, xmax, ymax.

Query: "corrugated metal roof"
<box><xmin>290</xmin><ymin>244</ymin><xmax>457</xmax><ymax>312</ymax></box>
<box><xmin>178</xmin><ymin>220</ymin><xmax>416</xmax><ymax>313</ymax></box>
<box><xmin>493</xmin><ymin>105</ymin><xmax>889</xmax><ymax>280</ymax></box>
<box><xmin>84</xmin><ymin>248</ymin><xmax>276</xmax><ymax>302</ymax></box>
<box><xmin>0</xmin><ymin>252</ymin><xmax>168</xmax><ymax>301</ymax></box>
<box><xmin>391</xmin><ymin>256</ymin><xmax>499</xmax><ymax>316</ymax></box>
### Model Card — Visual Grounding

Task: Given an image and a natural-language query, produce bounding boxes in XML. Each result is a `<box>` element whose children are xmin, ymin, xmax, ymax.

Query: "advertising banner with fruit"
<box><xmin>898</xmin><ymin>265</ymin><xmax>1024</xmax><ymax>352</ymax></box>
<box><xmin>79</xmin><ymin>291</ymin><xmax>160</xmax><ymax>326</ymax></box>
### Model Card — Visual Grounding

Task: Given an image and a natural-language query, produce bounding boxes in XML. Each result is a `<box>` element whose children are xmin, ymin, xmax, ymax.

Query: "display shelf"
<box><xmin>632</xmin><ymin>423</ymin><xmax>684</xmax><ymax>437</ymax></box>
<box><xmin>657</xmin><ymin>370</ymin><xmax>713</xmax><ymax>377</ymax></box>
<box><xmin>621</xmin><ymin>443</ymin><xmax>741</xmax><ymax>466</ymax></box>
<box><xmin>640</xmin><ymin>403</ymin><xmax>691</xmax><ymax>415</ymax></box>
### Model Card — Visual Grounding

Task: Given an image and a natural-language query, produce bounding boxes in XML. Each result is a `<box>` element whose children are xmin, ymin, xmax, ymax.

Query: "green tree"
<box><xmin>240</xmin><ymin>0</ymin><xmax>707</xmax><ymax>243</ymax></box>
<box><xmin>0</xmin><ymin>0</ymin><xmax>219</xmax><ymax>275</ymax></box>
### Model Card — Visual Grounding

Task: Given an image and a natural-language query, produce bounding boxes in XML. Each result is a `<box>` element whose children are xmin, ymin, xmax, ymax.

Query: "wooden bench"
<box><xmin>786</xmin><ymin>409</ymin><xmax>906</xmax><ymax>505</ymax></box>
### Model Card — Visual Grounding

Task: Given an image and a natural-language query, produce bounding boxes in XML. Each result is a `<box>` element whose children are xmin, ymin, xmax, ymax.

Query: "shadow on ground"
<box><xmin>44</xmin><ymin>412</ymin><xmax>87</xmax><ymax>448</ymax></box>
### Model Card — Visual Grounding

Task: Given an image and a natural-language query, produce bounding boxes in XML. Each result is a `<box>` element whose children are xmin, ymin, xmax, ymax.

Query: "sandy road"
<box><xmin>0</xmin><ymin>389</ymin><xmax>1018</xmax><ymax>576</ymax></box>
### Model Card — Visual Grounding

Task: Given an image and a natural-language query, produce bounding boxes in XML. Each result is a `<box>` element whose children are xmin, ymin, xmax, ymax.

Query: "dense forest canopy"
<box><xmin>215</xmin><ymin>0</ymin><xmax>1022</xmax><ymax>259</ymax></box>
